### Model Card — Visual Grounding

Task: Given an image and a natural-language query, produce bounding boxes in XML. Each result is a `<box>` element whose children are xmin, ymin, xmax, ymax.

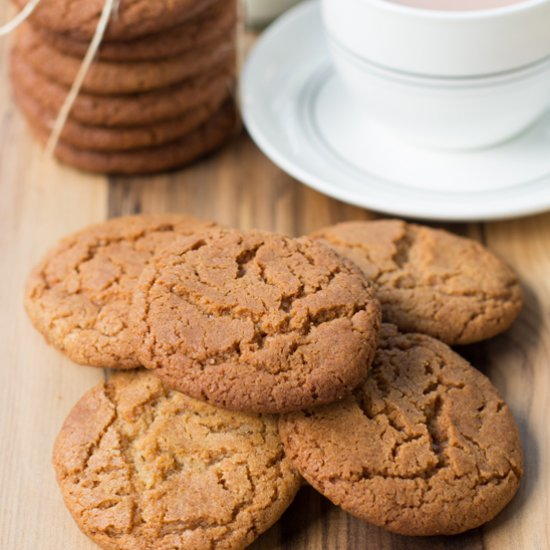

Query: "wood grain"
<box><xmin>0</xmin><ymin>13</ymin><xmax>549</xmax><ymax>550</ymax></box>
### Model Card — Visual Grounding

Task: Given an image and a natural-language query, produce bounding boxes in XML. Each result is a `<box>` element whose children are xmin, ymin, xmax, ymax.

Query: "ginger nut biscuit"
<box><xmin>311</xmin><ymin>220</ymin><xmax>522</xmax><ymax>344</ymax></box>
<box><xmin>279</xmin><ymin>324</ymin><xmax>523</xmax><ymax>536</ymax></box>
<box><xmin>53</xmin><ymin>370</ymin><xmax>301</xmax><ymax>550</ymax></box>
<box><xmin>132</xmin><ymin>228</ymin><xmax>381</xmax><ymax>413</ymax></box>
<box><xmin>25</xmin><ymin>215</ymin><xmax>217</xmax><ymax>368</ymax></box>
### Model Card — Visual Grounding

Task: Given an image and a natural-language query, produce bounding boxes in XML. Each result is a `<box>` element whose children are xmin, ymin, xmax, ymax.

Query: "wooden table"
<box><xmin>1</xmin><ymin>16</ymin><xmax>549</xmax><ymax>550</ymax></box>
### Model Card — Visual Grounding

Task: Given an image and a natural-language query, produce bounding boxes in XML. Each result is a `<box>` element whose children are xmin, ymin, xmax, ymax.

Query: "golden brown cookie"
<box><xmin>28</xmin><ymin>100</ymin><xmax>239</xmax><ymax>175</ymax></box>
<box><xmin>131</xmin><ymin>228</ymin><xmax>381</xmax><ymax>414</ymax></box>
<box><xmin>53</xmin><ymin>370</ymin><xmax>301</xmax><ymax>550</ymax></box>
<box><xmin>311</xmin><ymin>220</ymin><xmax>522</xmax><ymax>344</ymax></box>
<box><xmin>13</xmin><ymin>80</ymin><xmax>219</xmax><ymax>152</ymax></box>
<box><xmin>25</xmin><ymin>215</ymin><xmax>217</xmax><ymax>369</ymax></box>
<box><xmin>36</xmin><ymin>0</ymin><xmax>237</xmax><ymax>62</ymax></box>
<box><xmin>17</xmin><ymin>23</ymin><xmax>236</xmax><ymax>95</ymax></box>
<box><xmin>14</xmin><ymin>0</ymin><xmax>218</xmax><ymax>41</ymax></box>
<box><xmin>10</xmin><ymin>49</ymin><xmax>234</xmax><ymax>127</ymax></box>
<box><xmin>279</xmin><ymin>324</ymin><xmax>523</xmax><ymax>536</ymax></box>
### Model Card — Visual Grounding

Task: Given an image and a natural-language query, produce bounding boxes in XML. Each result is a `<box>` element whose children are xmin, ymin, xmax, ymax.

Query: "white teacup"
<box><xmin>322</xmin><ymin>0</ymin><xmax>550</xmax><ymax>149</ymax></box>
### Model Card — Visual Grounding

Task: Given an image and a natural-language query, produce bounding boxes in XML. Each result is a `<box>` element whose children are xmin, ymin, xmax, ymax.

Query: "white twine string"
<box><xmin>0</xmin><ymin>0</ymin><xmax>41</xmax><ymax>36</ymax></box>
<box><xmin>45</xmin><ymin>0</ymin><xmax>118</xmax><ymax>156</ymax></box>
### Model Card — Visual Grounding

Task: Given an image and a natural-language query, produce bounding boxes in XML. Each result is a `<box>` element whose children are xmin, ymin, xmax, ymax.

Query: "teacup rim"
<box><xmin>353</xmin><ymin>0</ymin><xmax>550</xmax><ymax>19</ymax></box>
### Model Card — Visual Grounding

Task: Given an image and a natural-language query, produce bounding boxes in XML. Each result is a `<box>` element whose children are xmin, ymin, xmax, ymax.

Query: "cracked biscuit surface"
<box><xmin>279</xmin><ymin>324</ymin><xmax>523</xmax><ymax>536</ymax></box>
<box><xmin>132</xmin><ymin>228</ymin><xmax>381</xmax><ymax>413</ymax></box>
<box><xmin>10</xmin><ymin>49</ymin><xmax>233</xmax><ymax>128</ymax></box>
<box><xmin>53</xmin><ymin>370</ymin><xmax>301</xmax><ymax>550</ymax></box>
<box><xmin>14</xmin><ymin>0</ymin><xmax>217</xmax><ymax>41</ymax></box>
<box><xmin>27</xmin><ymin>100</ymin><xmax>238</xmax><ymax>175</ymax></box>
<box><xmin>13</xmin><ymin>80</ymin><xmax>219</xmax><ymax>152</ymax></box>
<box><xmin>36</xmin><ymin>0</ymin><xmax>237</xmax><ymax>62</ymax></box>
<box><xmin>25</xmin><ymin>215</ymin><xmax>216</xmax><ymax>369</ymax></box>
<box><xmin>311</xmin><ymin>220</ymin><xmax>523</xmax><ymax>345</ymax></box>
<box><xmin>17</xmin><ymin>23</ymin><xmax>235</xmax><ymax>95</ymax></box>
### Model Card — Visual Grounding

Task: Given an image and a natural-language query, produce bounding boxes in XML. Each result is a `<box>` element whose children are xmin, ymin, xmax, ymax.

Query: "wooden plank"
<box><xmin>0</xmin><ymin>118</ymin><xmax>108</xmax><ymax>548</ymax></box>
<box><xmin>480</xmin><ymin>215</ymin><xmax>550</xmax><ymax>550</ymax></box>
<box><xmin>0</xmin><ymin>8</ymin><xmax>107</xmax><ymax>546</ymax></box>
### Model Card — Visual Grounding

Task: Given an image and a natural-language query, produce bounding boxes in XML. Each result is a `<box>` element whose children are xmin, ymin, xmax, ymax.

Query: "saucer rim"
<box><xmin>240</xmin><ymin>0</ymin><xmax>550</xmax><ymax>222</ymax></box>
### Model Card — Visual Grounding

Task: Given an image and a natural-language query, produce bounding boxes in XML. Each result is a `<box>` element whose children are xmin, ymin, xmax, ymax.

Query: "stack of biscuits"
<box><xmin>25</xmin><ymin>215</ymin><xmax>525</xmax><ymax>549</ymax></box>
<box><xmin>9</xmin><ymin>0</ymin><xmax>239</xmax><ymax>174</ymax></box>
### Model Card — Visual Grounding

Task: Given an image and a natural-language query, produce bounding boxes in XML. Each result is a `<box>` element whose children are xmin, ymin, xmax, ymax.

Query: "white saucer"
<box><xmin>240</xmin><ymin>0</ymin><xmax>550</xmax><ymax>221</ymax></box>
